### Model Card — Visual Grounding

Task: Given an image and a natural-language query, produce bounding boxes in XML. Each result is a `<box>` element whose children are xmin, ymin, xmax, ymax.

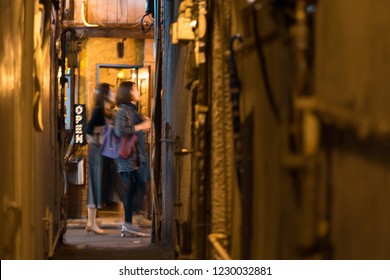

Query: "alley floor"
<box><xmin>52</xmin><ymin>217</ymin><xmax>174</xmax><ymax>260</ymax></box>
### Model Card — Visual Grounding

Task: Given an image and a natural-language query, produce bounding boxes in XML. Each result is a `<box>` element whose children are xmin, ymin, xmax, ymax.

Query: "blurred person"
<box><xmin>85</xmin><ymin>83</ymin><xmax>123</xmax><ymax>234</ymax></box>
<box><xmin>115</xmin><ymin>81</ymin><xmax>152</xmax><ymax>236</ymax></box>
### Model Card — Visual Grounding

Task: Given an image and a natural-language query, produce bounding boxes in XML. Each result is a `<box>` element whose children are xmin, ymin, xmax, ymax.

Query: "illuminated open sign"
<box><xmin>74</xmin><ymin>104</ymin><xmax>86</xmax><ymax>145</ymax></box>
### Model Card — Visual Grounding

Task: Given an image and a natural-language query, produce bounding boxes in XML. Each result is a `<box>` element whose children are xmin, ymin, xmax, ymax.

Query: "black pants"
<box><xmin>120</xmin><ymin>170</ymin><xmax>149</xmax><ymax>223</ymax></box>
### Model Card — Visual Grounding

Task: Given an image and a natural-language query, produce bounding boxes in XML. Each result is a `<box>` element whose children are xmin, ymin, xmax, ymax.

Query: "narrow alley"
<box><xmin>2</xmin><ymin>0</ymin><xmax>390</xmax><ymax>261</ymax></box>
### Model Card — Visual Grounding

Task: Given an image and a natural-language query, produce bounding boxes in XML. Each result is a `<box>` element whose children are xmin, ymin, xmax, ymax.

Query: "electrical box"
<box><xmin>171</xmin><ymin>22</ymin><xmax>179</xmax><ymax>44</ymax></box>
<box><xmin>170</xmin><ymin>18</ymin><xmax>195</xmax><ymax>44</ymax></box>
<box><xmin>67</xmin><ymin>156</ymin><xmax>85</xmax><ymax>185</ymax></box>
<box><xmin>170</xmin><ymin>0</ymin><xmax>195</xmax><ymax>44</ymax></box>
<box><xmin>177</xmin><ymin>17</ymin><xmax>195</xmax><ymax>41</ymax></box>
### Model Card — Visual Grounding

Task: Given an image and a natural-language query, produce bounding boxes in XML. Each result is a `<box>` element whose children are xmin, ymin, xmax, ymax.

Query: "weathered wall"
<box><xmin>231</xmin><ymin>1</ymin><xmax>297</xmax><ymax>259</ymax></box>
<box><xmin>210</xmin><ymin>0</ymin><xmax>236</xmax><ymax>257</ymax></box>
<box><xmin>79</xmin><ymin>37</ymin><xmax>144</xmax><ymax>113</ymax></box>
<box><xmin>0</xmin><ymin>0</ymin><xmax>22</xmax><ymax>259</ymax></box>
<box><xmin>0</xmin><ymin>0</ymin><xmax>57</xmax><ymax>259</ymax></box>
<box><xmin>161</xmin><ymin>0</ymin><xmax>189</xmax><ymax>250</ymax></box>
<box><xmin>163</xmin><ymin>0</ymin><xmax>297</xmax><ymax>260</ymax></box>
<box><xmin>228</xmin><ymin>0</ymin><xmax>390</xmax><ymax>260</ymax></box>
<box><xmin>315</xmin><ymin>0</ymin><xmax>390</xmax><ymax>259</ymax></box>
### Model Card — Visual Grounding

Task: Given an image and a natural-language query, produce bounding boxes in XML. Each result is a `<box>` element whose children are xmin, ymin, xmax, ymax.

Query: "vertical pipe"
<box><xmin>194</xmin><ymin>0</ymin><xmax>210</xmax><ymax>260</ymax></box>
<box><xmin>293</xmin><ymin>0</ymin><xmax>320</xmax><ymax>253</ymax></box>
<box><xmin>151</xmin><ymin>0</ymin><xmax>162</xmax><ymax>243</ymax></box>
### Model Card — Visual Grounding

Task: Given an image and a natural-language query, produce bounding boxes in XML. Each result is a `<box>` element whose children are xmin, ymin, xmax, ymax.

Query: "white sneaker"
<box><xmin>120</xmin><ymin>222</ymin><xmax>150</xmax><ymax>237</ymax></box>
<box><xmin>134</xmin><ymin>215</ymin><xmax>152</xmax><ymax>228</ymax></box>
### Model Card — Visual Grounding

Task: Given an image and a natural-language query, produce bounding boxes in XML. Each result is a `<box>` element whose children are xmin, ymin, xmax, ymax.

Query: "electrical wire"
<box><xmin>81</xmin><ymin>0</ymin><xmax>98</xmax><ymax>27</ymax></box>
<box><xmin>252</xmin><ymin>2</ymin><xmax>281</xmax><ymax>123</ymax></box>
<box><xmin>141</xmin><ymin>13</ymin><xmax>154</xmax><ymax>33</ymax></box>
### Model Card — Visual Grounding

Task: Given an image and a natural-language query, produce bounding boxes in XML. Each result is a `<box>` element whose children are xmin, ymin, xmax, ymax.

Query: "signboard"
<box><xmin>74</xmin><ymin>104</ymin><xmax>86</xmax><ymax>145</ymax></box>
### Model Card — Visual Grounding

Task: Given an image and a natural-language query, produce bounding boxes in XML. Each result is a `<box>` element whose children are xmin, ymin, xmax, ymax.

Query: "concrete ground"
<box><xmin>52</xmin><ymin>217</ymin><xmax>174</xmax><ymax>260</ymax></box>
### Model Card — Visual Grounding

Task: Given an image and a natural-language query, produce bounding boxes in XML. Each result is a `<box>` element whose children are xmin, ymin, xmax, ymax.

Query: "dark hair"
<box><xmin>116</xmin><ymin>81</ymin><xmax>136</xmax><ymax>106</ymax></box>
<box><xmin>95</xmin><ymin>83</ymin><xmax>110</xmax><ymax>107</ymax></box>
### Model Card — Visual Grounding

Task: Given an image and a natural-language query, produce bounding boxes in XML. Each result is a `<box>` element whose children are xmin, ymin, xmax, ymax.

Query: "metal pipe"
<box><xmin>290</xmin><ymin>0</ymin><xmax>319</xmax><ymax>252</ymax></box>
<box><xmin>43</xmin><ymin>207</ymin><xmax>65</xmax><ymax>259</ymax></box>
<box><xmin>192</xmin><ymin>0</ymin><xmax>210</xmax><ymax>260</ymax></box>
<box><xmin>208</xmin><ymin>233</ymin><xmax>232</xmax><ymax>260</ymax></box>
<box><xmin>295</xmin><ymin>97</ymin><xmax>390</xmax><ymax>140</ymax></box>
<box><xmin>81</xmin><ymin>0</ymin><xmax>98</xmax><ymax>27</ymax></box>
<box><xmin>48</xmin><ymin>220</ymin><xmax>65</xmax><ymax>259</ymax></box>
<box><xmin>175</xmin><ymin>136</ymin><xmax>193</xmax><ymax>255</ymax></box>
<box><xmin>150</xmin><ymin>0</ymin><xmax>162</xmax><ymax>243</ymax></box>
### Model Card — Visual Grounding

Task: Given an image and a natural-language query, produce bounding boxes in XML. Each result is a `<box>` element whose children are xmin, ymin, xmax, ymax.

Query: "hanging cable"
<box><xmin>81</xmin><ymin>0</ymin><xmax>98</xmax><ymax>27</ymax></box>
<box><xmin>140</xmin><ymin>13</ymin><xmax>154</xmax><ymax>33</ymax></box>
<box><xmin>229</xmin><ymin>34</ymin><xmax>244</xmax><ymax>192</ymax></box>
<box><xmin>251</xmin><ymin>2</ymin><xmax>281</xmax><ymax>123</ymax></box>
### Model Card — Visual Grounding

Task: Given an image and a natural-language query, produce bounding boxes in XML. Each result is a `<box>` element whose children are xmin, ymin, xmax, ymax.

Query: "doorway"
<box><xmin>63</xmin><ymin>61</ymin><xmax>154</xmax><ymax>250</ymax></box>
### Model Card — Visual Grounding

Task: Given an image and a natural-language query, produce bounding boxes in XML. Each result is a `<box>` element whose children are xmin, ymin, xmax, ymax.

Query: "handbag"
<box><xmin>118</xmin><ymin>134</ymin><xmax>138</xmax><ymax>159</ymax></box>
<box><xmin>101</xmin><ymin>105</ymin><xmax>139</xmax><ymax>159</ymax></box>
<box><xmin>100</xmin><ymin>124</ymin><xmax>138</xmax><ymax>159</ymax></box>
<box><xmin>117</xmin><ymin>105</ymin><xmax>138</xmax><ymax>159</ymax></box>
<box><xmin>100</xmin><ymin>125</ymin><xmax>121</xmax><ymax>159</ymax></box>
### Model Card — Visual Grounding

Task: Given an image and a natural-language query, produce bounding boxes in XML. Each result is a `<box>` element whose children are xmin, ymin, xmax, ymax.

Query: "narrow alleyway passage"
<box><xmin>53</xmin><ymin>217</ymin><xmax>174</xmax><ymax>260</ymax></box>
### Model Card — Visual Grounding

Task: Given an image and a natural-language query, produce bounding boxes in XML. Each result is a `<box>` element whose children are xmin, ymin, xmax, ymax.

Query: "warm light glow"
<box><xmin>190</xmin><ymin>20</ymin><xmax>197</xmax><ymax>28</ymax></box>
<box><xmin>117</xmin><ymin>71</ymin><xmax>125</xmax><ymax>79</ymax></box>
<box><xmin>139</xmin><ymin>72</ymin><xmax>149</xmax><ymax>80</ymax></box>
<box><xmin>132</xmin><ymin>72</ymin><xmax>137</xmax><ymax>80</ymax></box>
<box><xmin>81</xmin><ymin>0</ymin><xmax>98</xmax><ymax>27</ymax></box>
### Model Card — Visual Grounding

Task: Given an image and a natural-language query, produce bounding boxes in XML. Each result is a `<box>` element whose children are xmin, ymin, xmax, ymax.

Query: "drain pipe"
<box><xmin>208</xmin><ymin>233</ymin><xmax>232</xmax><ymax>260</ymax></box>
<box><xmin>291</xmin><ymin>0</ymin><xmax>320</xmax><ymax>253</ymax></box>
<box><xmin>150</xmin><ymin>0</ymin><xmax>163</xmax><ymax>243</ymax></box>
<box><xmin>295</xmin><ymin>97</ymin><xmax>390</xmax><ymax>140</ymax></box>
<box><xmin>43</xmin><ymin>207</ymin><xmax>66</xmax><ymax>259</ymax></box>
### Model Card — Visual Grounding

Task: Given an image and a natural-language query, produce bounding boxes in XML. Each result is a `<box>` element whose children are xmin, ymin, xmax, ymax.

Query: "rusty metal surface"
<box><xmin>315</xmin><ymin>0</ymin><xmax>390</xmax><ymax>259</ymax></box>
<box><xmin>315</xmin><ymin>1</ymin><xmax>390</xmax><ymax>117</ymax></box>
